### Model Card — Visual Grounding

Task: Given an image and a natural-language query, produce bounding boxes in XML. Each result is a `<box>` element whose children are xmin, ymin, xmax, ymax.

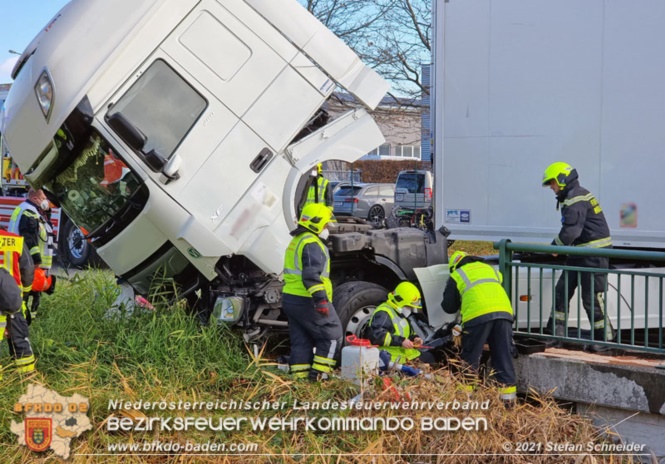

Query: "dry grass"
<box><xmin>448</xmin><ymin>241</ymin><xmax>497</xmax><ymax>257</ymax></box>
<box><xmin>0</xmin><ymin>271</ymin><xmax>641</xmax><ymax>463</ymax></box>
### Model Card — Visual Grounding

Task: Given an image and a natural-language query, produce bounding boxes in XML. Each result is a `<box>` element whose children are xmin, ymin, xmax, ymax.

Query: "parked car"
<box><xmin>333</xmin><ymin>183</ymin><xmax>395</xmax><ymax>222</ymax></box>
<box><xmin>394</xmin><ymin>170</ymin><xmax>433</xmax><ymax>210</ymax></box>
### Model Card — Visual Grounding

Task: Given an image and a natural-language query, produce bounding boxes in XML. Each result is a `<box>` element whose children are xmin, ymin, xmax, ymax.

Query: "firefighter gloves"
<box><xmin>314</xmin><ymin>300</ymin><xmax>330</xmax><ymax>316</ymax></box>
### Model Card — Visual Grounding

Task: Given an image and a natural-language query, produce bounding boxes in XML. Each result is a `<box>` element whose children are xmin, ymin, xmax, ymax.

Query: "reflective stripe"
<box><xmin>283</xmin><ymin>232</ymin><xmax>332</xmax><ymax>300</ymax></box>
<box><xmin>554</xmin><ymin>236</ymin><xmax>565</xmax><ymax>246</ymax></box>
<box><xmin>308</xmin><ymin>284</ymin><xmax>325</xmax><ymax>294</ymax></box>
<box><xmin>289</xmin><ymin>235</ymin><xmax>312</xmax><ymax>274</ymax></box>
<box><xmin>290</xmin><ymin>364</ymin><xmax>311</xmax><ymax>372</ymax></box>
<box><xmin>9</xmin><ymin>202</ymin><xmax>54</xmax><ymax>270</ymax></box>
<box><xmin>562</xmin><ymin>193</ymin><xmax>594</xmax><ymax>207</ymax></box>
<box><xmin>499</xmin><ymin>385</ymin><xmax>517</xmax><ymax>400</ymax></box>
<box><xmin>383</xmin><ymin>332</ymin><xmax>392</xmax><ymax>346</ymax></box>
<box><xmin>312</xmin><ymin>353</ymin><xmax>336</xmax><ymax>373</ymax></box>
<box><xmin>305</xmin><ymin>177</ymin><xmax>330</xmax><ymax>205</ymax></box>
<box><xmin>324</xmin><ymin>339</ymin><xmax>337</xmax><ymax>362</ymax></box>
<box><xmin>575</xmin><ymin>236</ymin><xmax>612</xmax><ymax>248</ymax></box>
<box><xmin>554</xmin><ymin>311</ymin><xmax>567</xmax><ymax>321</ymax></box>
<box><xmin>15</xmin><ymin>355</ymin><xmax>36</xmax><ymax>373</ymax></box>
<box><xmin>374</xmin><ymin>304</ymin><xmax>408</xmax><ymax>338</ymax></box>
<box><xmin>455</xmin><ymin>268</ymin><xmax>501</xmax><ymax>291</ymax></box>
<box><xmin>451</xmin><ymin>262</ymin><xmax>512</xmax><ymax>323</ymax></box>
<box><xmin>313</xmin><ymin>355</ymin><xmax>336</xmax><ymax>367</ymax></box>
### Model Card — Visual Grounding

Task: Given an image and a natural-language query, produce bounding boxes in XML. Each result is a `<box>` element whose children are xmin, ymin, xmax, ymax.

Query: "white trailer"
<box><xmin>431</xmin><ymin>0</ymin><xmax>665</xmax><ymax>333</ymax></box>
<box><xmin>432</xmin><ymin>0</ymin><xmax>665</xmax><ymax>249</ymax></box>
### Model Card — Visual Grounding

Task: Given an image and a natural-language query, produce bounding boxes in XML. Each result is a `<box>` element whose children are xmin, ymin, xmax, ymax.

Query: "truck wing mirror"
<box><xmin>107</xmin><ymin>112</ymin><xmax>147</xmax><ymax>152</ymax></box>
<box><xmin>143</xmin><ymin>149</ymin><xmax>167</xmax><ymax>173</ymax></box>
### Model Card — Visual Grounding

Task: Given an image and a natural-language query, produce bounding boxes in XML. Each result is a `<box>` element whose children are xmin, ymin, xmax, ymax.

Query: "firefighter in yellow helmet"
<box><xmin>542</xmin><ymin>162</ymin><xmax>614</xmax><ymax>350</ymax></box>
<box><xmin>299</xmin><ymin>163</ymin><xmax>333</xmax><ymax>215</ymax></box>
<box><xmin>442</xmin><ymin>251</ymin><xmax>516</xmax><ymax>402</ymax></box>
<box><xmin>368</xmin><ymin>281</ymin><xmax>438</xmax><ymax>364</ymax></box>
<box><xmin>282</xmin><ymin>203</ymin><xmax>342</xmax><ymax>381</ymax></box>
<box><xmin>0</xmin><ymin>227</ymin><xmax>36</xmax><ymax>378</ymax></box>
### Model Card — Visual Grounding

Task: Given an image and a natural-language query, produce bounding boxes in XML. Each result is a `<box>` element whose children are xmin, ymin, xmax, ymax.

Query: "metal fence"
<box><xmin>323</xmin><ymin>169</ymin><xmax>362</xmax><ymax>183</ymax></box>
<box><xmin>495</xmin><ymin>240</ymin><xmax>665</xmax><ymax>354</ymax></box>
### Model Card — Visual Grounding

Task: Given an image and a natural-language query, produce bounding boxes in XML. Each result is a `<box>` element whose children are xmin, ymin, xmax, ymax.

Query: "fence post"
<box><xmin>496</xmin><ymin>239</ymin><xmax>513</xmax><ymax>296</ymax></box>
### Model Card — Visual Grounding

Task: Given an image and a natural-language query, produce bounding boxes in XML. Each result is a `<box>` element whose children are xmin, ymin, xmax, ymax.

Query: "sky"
<box><xmin>0</xmin><ymin>0</ymin><xmax>70</xmax><ymax>83</ymax></box>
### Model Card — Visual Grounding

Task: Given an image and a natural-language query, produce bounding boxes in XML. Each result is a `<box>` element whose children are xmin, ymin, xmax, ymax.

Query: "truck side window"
<box><xmin>107</xmin><ymin>60</ymin><xmax>207</xmax><ymax>158</ymax></box>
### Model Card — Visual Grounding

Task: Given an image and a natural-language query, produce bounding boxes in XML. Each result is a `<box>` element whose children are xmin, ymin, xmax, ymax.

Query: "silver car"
<box><xmin>333</xmin><ymin>183</ymin><xmax>395</xmax><ymax>222</ymax></box>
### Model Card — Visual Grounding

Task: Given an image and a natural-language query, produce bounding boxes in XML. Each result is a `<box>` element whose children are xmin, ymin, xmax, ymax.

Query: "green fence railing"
<box><xmin>494</xmin><ymin>240</ymin><xmax>665</xmax><ymax>354</ymax></box>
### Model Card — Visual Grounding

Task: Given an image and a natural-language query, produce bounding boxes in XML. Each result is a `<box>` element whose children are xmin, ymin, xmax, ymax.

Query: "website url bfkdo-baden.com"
<box><xmin>107</xmin><ymin>440</ymin><xmax>258</xmax><ymax>454</ymax></box>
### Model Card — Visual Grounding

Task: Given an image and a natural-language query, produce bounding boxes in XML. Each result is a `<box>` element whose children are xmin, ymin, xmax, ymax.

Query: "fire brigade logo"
<box><xmin>11</xmin><ymin>384</ymin><xmax>92</xmax><ymax>459</ymax></box>
<box><xmin>25</xmin><ymin>418</ymin><xmax>52</xmax><ymax>452</ymax></box>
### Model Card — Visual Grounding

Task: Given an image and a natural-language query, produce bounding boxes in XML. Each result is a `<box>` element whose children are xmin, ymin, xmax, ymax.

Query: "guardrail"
<box><xmin>494</xmin><ymin>240</ymin><xmax>665</xmax><ymax>354</ymax></box>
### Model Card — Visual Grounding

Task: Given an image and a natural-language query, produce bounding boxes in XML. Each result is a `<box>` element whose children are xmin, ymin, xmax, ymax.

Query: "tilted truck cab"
<box><xmin>2</xmin><ymin>0</ymin><xmax>453</xmax><ymax>342</ymax></box>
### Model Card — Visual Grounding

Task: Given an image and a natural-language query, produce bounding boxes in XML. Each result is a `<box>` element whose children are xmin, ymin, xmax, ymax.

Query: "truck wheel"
<box><xmin>59</xmin><ymin>218</ymin><xmax>92</xmax><ymax>268</ymax></box>
<box><xmin>333</xmin><ymin>281</ymin><xmax>388</xmax><ymax>340</ymax></box>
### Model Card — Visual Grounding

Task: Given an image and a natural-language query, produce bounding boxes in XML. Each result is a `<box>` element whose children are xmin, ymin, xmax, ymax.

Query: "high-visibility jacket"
<box><xmin>305</xmin><ymin>176</ymin><xmax>330</xmax><ymax>206</ymax></box>
<box><xmin>0</xmin><ymin>231</ymin><xmax>28</xmax><ymax>330</ymax></box>
<box><xmin>451</xmin><ymin>262</ymin><xmax>513</xmax><ymax>324</ymax></box>
<box><xmin>100</xmin><ymin>152</ymin><xmax>130</xmax><ymax>186</ymax></box>
<box><xmin>368</xmin><ymin>302</ymin><xmax>421</xmax><ymax>361</ymax></box>
<box><xmin>0</xmin><ymin>229</ymin><xmax>36</xmax><ymax>376</ymax></box>
<box><xmin>0</xmin><ymin>232</ymin><xmax>27</xmax><ymax>289</ymax></box>
<box><xmin>283</xmin><ymin>231</ymin><xmax>332</xmax><ymax>301</ymax></box>
<box><xmin>8</xmin><ymin>201</ymin><xmax>55</xmax><ymax>269</ymax></box>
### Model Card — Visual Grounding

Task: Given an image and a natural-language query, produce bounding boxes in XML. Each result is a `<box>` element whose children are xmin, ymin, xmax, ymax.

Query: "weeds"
<box><xmin>0</xmin><ymin>270</ymin><xmax>641</xmax><ymax>463</ymax></box>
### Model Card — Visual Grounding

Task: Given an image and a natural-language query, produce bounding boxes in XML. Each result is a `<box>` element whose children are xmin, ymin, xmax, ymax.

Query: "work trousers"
<box><xmin>461</xmin><ymin>318</ymin><xmax>516</xmax><ymax>394</ymax></box>
<box><xmin>25</xmin><ymin>291</ymin><xmax>41</xmax><ymax>325</ymax></box>
<box><xmin>554</xmin><ymin>255</ymin><xmax>612</xmax><ymax>339</ymax></box>
<box><xmin>2</xmin><ymin>310</ymin><xmax>35</xmax><ymax>377</ymax></box>
<box><xmin>282</xmin><ymin>293</ymin><xmax>343</xmax><ymax>380</ymax></box>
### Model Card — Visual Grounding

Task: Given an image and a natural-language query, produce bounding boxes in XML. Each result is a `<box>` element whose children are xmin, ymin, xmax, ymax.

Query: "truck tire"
<box><xmin>59</xmin><ymin>218</ymin><xmax>96</xmax><ymax>268</ymax></box>
<box><xmin>333</xmin><ymin>281</ymin><xmax>388</xmax><ymax>340</ymax></box>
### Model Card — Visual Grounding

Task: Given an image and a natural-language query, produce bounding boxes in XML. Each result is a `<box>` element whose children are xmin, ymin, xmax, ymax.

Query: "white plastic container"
<box><xmin>341</xmin><ymin>336</ymin><xmax>379</xmax><ymax>385</ymax></box>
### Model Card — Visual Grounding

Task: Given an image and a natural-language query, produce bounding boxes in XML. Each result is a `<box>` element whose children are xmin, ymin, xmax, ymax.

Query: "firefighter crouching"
<box><xmin>441</xmin><ymin>251</ymin><xmax>517</xmax><ymax>403</ymax></box>
<box><xmin>0</xmin><ymin>229</ymin><xmax>36</xmax><ymax>377</ymax></box>
<box><xmin>368</xmin><ymin>282</ymin><xmax>437</xmax><ymax>365</ymax></box>
<box><xmin>8</xmin><ymin>188</ymin><xmax>56</xmax><ymax>324</ymax></box>
<box><xmin>282</xmin><ymin>203</ymin><xmax>342</xmax><ymax>381</ymax></box>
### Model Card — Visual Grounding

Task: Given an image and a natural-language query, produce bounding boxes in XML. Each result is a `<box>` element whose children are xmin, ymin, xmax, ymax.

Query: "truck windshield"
<box><xmin>44</xmin><ymin>129</ymin><xmax>143</xmax><ymax>234</ymax></box>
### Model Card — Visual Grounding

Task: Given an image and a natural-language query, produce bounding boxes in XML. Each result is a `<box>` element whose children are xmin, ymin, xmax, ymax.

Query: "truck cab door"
<box><xmin>103</xmin><ymin>0</ymin><xmax>338</xmax><ymax>237</ymax></box>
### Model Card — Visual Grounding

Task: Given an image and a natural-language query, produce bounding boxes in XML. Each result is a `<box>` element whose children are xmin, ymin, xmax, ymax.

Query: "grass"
<box><xmin>448</xmin><ymin>241</ymin><xmax>497</xmax><ymax>257</ymax></box>
<box><xmin>0</xmin><ymin>270</ymin><xmax>641</xmax><ymax>463</ymax></box>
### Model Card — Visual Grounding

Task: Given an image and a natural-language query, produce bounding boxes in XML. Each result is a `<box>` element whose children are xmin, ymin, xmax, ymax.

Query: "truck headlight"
<box><xmin>212</xmin><ymin>296</ymin><xmax>245</xmax><ymax>324</ymax></box>
<box><xmin>34</xmin><ymin>69</ymin><xmax>54</xmax><ymax>120</ymax></box>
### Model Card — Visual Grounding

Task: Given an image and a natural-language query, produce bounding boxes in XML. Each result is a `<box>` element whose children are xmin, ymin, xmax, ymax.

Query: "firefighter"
<box><xmin>368</xmin><ymin>282</ymin><xmax>437</xmax><ymax>365</ymax></box>
<box><xmin>299</xmin><ymin>163</ymin><xmax>333</xmax><ymax>214</ymax></box>
<box><xmin>542</xmin><ymin>162</ymin><xmax>614</xmax><ymax>348</ymax></box>
<box><xmin>282</xmin><ymin>202</ymin><xmax>342</xmax><ymax>381</ymax></box>
<box><xmin>442</xmin><ymin>251</ymin><xmax>516</xmax><ymax>403</ymax></box>
<box><xmin>8</xmin><ymin>188</ymin><xmax>56</xmax><ymax>323</ymax></box>
<box><xmin>0</xmin><ymin>228</ymin><xmax>36</xmax><ymax>378</ymax></box>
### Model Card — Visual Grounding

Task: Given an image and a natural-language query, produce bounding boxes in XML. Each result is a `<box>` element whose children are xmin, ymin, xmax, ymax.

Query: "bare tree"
<box><xmin>298</xmin><ymin>0</ymin><xmax>432</xmax><ymax>101</ymax></box>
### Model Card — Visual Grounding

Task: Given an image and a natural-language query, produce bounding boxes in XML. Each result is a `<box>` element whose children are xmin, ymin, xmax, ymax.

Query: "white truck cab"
<box><xmin>3</xmin><ymin>0</ymin><xmax>451</xmax><ymax>340</ymax></box>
